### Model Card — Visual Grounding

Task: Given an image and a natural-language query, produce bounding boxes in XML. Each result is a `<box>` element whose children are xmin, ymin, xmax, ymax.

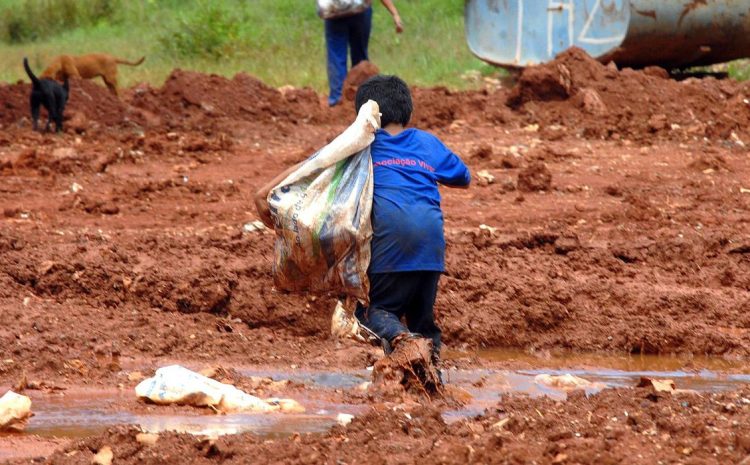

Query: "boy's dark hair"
<box><xmin>355</xmin><ymin>75</ymin><xmax>412</xmax><ymax>127</ymax></box>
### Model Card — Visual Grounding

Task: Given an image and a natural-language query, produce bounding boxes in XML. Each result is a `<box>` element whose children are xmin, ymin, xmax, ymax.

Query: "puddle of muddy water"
<box><xmin>467</xmin><ymin>347</ymin><xmax>750</xmax><ymax>373</ymax></box>
<box><xmin>24</xmin><ymin>390</ymin><xmax>360</xmax><ymax>440</ymax></box>
<box><xmin>441</xmin><ymin>350</ymin><xmax>750</xmax><ymax>421</ymax></box>
<box><xmin>13</xmin><ymin>353</ymin><xmax>750</xmax><ymax>442</ymax></box>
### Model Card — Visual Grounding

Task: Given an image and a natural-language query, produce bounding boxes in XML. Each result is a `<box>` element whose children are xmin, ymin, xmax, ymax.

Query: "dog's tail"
<box><xmin>115</xmin><ymin>56</ymin><xmax>145</xmax><ymax>67</ymax></box>
<box><xmin>23</xmin><ymin>57</ymin><xmax>40</xmax><ymax>87</ymax></box>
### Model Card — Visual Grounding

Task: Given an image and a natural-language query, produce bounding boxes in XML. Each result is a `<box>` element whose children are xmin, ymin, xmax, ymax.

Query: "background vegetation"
<box><xmin>0</xmin><ymin>0</ymin><xmax>498</xmax><ymax>90</ymax></box>
<box><xmin>1</xmin><ymin>0</ymin><xmax>747</xmax><ymax>91</ymax></box>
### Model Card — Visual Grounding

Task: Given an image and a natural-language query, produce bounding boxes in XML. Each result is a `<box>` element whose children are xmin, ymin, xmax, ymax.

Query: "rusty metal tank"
<box><xmin>465</xmin><ymin>0</ymin><xmax>750</xmax><ymax>69</ymax></box>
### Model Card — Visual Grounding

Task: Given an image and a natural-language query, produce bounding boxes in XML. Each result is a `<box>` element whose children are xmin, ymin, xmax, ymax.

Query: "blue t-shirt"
<box><xmin>369</xmin><ymin>128</ymin><xmax>470</xmax><ymax>273</ymax></box>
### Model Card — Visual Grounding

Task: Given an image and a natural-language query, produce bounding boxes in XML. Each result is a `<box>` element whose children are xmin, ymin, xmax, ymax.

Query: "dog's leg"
<box><xmin>30</xmin><ymin>93</ymin><xmax>41</xmax><ymax>131</ymax></box>
<box><xmin>55</xmin><ymin>103</ymin><xmax>64</xmax><ymax>133</ymax></box>
<box><xmin>103</xmin><ymin>75</ymin><xmax>119</xmax><ymax>97</ymax></box>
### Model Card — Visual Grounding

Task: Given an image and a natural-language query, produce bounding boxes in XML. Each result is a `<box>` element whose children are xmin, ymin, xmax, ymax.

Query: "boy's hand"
<box><xmin>394</xmin><ymin>15</ymin><xmax>403</xmax><ymax>33</ymax></box>
<box><xmin>254</xmin><ymin>194</ymin><xmax>274</xmax><ymax>229</ymax></box>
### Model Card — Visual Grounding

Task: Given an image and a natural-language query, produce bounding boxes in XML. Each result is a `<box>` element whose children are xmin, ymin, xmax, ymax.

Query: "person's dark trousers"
<box><xmin>355</xmin><ymin>271</ymin><xmax>442</xmax><ymax>356</ymax></box>
<box><xmin>324</xmin><ymin>7</ymin><xmax>373</xmax><ymax>106</ymax></box>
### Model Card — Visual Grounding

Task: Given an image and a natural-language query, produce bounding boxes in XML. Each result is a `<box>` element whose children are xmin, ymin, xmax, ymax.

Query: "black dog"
<box><xmin>23</xmin><ymin>57</ymin><xmax>69</xmax><ymax>132</ymax></box>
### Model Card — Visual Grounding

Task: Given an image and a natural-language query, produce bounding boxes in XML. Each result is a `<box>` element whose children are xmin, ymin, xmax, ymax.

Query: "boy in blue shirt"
<box><xmin>352</xmin><ymin>76</ymin><xmax>470</xmax><ymax>374</ymax></box>
<box><xmin>255</xmin><ymin>75</ymin><xmax>470</xmax><ymax>379</ymax></box>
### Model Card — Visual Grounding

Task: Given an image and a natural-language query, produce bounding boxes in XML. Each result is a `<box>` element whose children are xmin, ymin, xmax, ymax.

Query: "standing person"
<box><xmin>319</xmin><ymin>0</ymin><xmax>403</xmax><ymax>107</ymax></box>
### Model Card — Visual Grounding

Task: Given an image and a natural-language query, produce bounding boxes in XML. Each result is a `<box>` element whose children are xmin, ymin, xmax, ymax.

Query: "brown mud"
<box><xmin>1</xmin><ymin>48</ymin><xmax>750</xmax><ymax>462</ymax></box>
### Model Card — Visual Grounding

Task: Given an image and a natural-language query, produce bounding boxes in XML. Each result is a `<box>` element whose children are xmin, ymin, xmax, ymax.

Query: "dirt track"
<box><xmin>2</xmin><ymin>48</ymin><xmax>750</xmax><ymax>463</ymax></box>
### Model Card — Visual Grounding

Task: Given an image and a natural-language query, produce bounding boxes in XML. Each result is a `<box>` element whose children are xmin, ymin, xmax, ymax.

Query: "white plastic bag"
<box><xmin>135</xmin><ymin>365</ymin><xmax>304</xmax><ymax>413</ymax></box>
<box><xmin>317</xmin><ymin>0</ymin><xmax>372</xmax><ymax>19</ymax></box>
<box><xmin>0</xmin><ymin>390</ymin><xmax>32</xmax><ymax>431</ymax></box>
<box><xmin>268</xmin><ymin>100</ymin><xmax>379</xmax><ymax>302</ymax></box>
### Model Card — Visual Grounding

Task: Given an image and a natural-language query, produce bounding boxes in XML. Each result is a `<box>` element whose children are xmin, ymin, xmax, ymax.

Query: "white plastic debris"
<box><xmin>534</xmin><ymin>374</ymin><xmax>600</xmax><ymax>391</ymax></box>
<box><xmin>330</xmin><ymin>300</ymin><xmax>366</xmax><ymax>341</ymax></box>
<box><xmin>135</xmin><ymin>365</ymin><xmax>304</xmax><ymax>413</ymax></box>
<box><xmin>478</xmin><ymin>224</ymin><xmax>497</xmax><ymax>235</ymax></box>
<box><xmin>0</xmin><ymin>390</ymin><xmax>32</xmax><ymax>431</ymax></box>
<box><xmin>92</xmin><ymin>446</ymin><xmax>113</xmax><ymax>465</ymax></box>
<box><xmin>243</xmin><ymin>220</ymin><xmax>266</xmax><ymax>233</ymax></box>
<box><xmin>70</xmin><ymin>182</ymin><xmax>83</xmax><ymax>193</ymax></box>
<box><xmin>336</xmin><ymin>413</ymin><xmax>354</xmax><ymax>426</ymax></box>
<box><xmin>477</xmin><ymin>170</ymin><xmax>495</xmax><ymax>185</ymax></box>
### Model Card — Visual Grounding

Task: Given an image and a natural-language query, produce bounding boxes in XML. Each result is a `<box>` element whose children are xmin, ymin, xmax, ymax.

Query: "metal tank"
<box><xmin>464</xmin><ymin>0</ymin><xmax>750</xmax><ymax>69</ymax></box>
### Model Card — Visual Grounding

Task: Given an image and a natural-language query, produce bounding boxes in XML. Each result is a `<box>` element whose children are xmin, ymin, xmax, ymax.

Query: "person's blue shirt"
<box><xmin>369</xmin><ymin>128</ymin><xmax>470</xmax><ymax>273</ymax></box>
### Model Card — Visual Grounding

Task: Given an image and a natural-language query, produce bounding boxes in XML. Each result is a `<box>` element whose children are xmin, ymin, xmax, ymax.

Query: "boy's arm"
<box><xmin>434</xmin><ymin>150</ymin><xmax>471</xmax><ymax>189</ymax></box>
<box><xmin>254</xmin><ymin>162</ymin><xmax>303</xmax><ymax>228</ymax></box>
<box><xmin>380</xmin><ymin>0</ymin><xmax>403</xmax><ymax>33</ymax></box>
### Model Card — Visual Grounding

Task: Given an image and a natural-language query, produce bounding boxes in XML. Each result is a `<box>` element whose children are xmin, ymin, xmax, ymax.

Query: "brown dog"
<box><xmin>41</xmin><ymin>53</ymin><xmax>145</xmax><ymax>96</ymax></box>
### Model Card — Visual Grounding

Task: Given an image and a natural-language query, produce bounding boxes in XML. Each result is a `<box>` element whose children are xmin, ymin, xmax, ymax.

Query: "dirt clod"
<box><xmin>517</xmin><ymin>162</ymin><xmax>552</xmax><ymax>192</ymax></box>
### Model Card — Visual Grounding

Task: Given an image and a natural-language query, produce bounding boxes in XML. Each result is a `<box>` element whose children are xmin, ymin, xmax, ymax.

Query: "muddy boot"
<box><xmin>387</xmin><ymin>332</ymin><xmax>422</xmax><ymax>356</ymax></box>
<box><xmin>372</xmin><ymin>334</ymin><xmax>443</xmax><ymax>397</ymax></box>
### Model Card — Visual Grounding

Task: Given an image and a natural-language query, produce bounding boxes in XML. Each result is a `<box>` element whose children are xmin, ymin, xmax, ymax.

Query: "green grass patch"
<box><xmin>728</xmin><ymin>59</ymin><xmax>750</xmax><ymax>81</ymax></box>
<box><xmin>0</xmin><ymin>0</ymin><xmax>501</xmax><ymax>91</ymax></box>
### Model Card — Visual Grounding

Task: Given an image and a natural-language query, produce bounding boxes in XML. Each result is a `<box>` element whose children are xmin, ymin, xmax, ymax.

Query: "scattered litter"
<box><xmin>0</xmin><ymin>390</ymin><xmax>32</xmax><ymax>432</ymax></box>
<box><xmin>243</xmin><ymin>220</ymin><xmax>266</xmax><ymax>233</ymax></box>
<box><xmin>330</xmin><ymin>300</ymin><xmax>367</xmax><ymax>341</ymax></box>
<box><xmin>477</xmin><ymin>169</ymin><xmax>495</xmax><ymax>185</ymax></box>
<box><xmin>478</xmin><ymin>224</ymin><xmax>497</xmax><ymax>235</ymax></box>
<box><xmin>534</xmin><ymin>374</ymin><xmax>600</xmax><ymax>391</ymax></box>
<box><xmin>336</xmin><ymin>413</ymin><xmax>354</xmax><ymax>426</ymax></box>
<box><xmin>70</xmin><ymin>182</ymin><xmax>83</xmax><ymax>193</ymax></box>
<box><xmin>135</xmin><ymin>365</ymin><xmax>304</xmax><ymax>413</ymax></box>
<box><xmin>637</xmin><ymin>377</ymin><xmax>675</xmax><ymax>393</ymax></box>
<box><xmin>731</xmin><ymin>132</ymin><xmax>746</xmax><ymax>147</ymax></box>
<box><xmin>490</xmin><ymin>417</ymin><xmax>511</xmax><ymax>431</ymax></box>
<box><xmin>740</xmin><ymin>187</ymin><xmax>750</xmax><ymax>194</ymax></box>
<box><xmin>92</xmin><ymin>446</ymin><xmax>113</xmax><ymax>465</ymax></box>
<box><xmin>356</xmin><ymin>381</ymin><xmax>371</xmax><ymax>392</ymax></box>
<box><xmin>523</xmin><ymin>124</ymin><xmax>540</xmax><ymax>132</ymax></box>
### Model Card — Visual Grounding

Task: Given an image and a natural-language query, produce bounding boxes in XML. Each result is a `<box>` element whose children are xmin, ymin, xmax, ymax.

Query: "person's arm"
<box><xmin>380</xmin><ymin>0</ymin><xmax>403</xmax><ymax>33</ymax></box>
<box><xmin>254</xmin><ymin>162</ymin><xmax>303</xmax><ymax>228</ymax></box>
<box><xmin>431</xmin><ymin>138</ymin><xmax>471</xmax><ymax>189</ymax></box>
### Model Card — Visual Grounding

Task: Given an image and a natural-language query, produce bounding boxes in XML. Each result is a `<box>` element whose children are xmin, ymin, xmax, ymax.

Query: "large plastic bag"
<box><xmin>317</xmin><ymin>0</ymin><xmax>372</xmax><ymax>19</ymax></box>
<box><xmin>135</xmin><ymin>365</ymin><xmax>304</xmax><ymax>413</ymax></box>
<box><xmin>268</xmin><ymin>100</ymin><xmax>380</xmax><ymax>302</ymax></box>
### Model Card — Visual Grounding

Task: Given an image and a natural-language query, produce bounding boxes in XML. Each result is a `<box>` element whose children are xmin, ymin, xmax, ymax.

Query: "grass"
<box><xmin>0</xmin><ymin>0</ymin><xmax>498</xmax><ymax>91</ymax></box>
<box><xmin>1</xmin><ymin>0</ymin><xmax>747</xmax><ymax>92</ymax></box>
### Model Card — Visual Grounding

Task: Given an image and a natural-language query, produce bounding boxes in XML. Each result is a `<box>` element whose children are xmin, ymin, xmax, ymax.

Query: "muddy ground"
<box><xmin>1</xmin><ymin>48</ymin><xmax>750</xmax><ymax>463</ymax></box>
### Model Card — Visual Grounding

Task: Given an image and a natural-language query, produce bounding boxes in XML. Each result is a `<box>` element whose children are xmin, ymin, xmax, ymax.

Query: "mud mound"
<box><xmin>343</xmin><ymin>60</ymin><xmax>379</xmax><ymax>101</ymax></box>
<box><xmin>507</xmin><ymin>47</ymin><xmax>750</xmax><ymax>141</ymax></box>
<box><xmin>0</xmin><ymin>81</ymin><xmax>27</xmax><ymax>125</ymax></box>
<box><xmin>0</xmin><ymin>79</ymin><xmax>143</xmax><ymax>129</ymax></box>
<box><xmin>411</xmin><ymin>86</ymin><xmax>499</xmax><ymax>129</ymax></box>
<box><xmin>129</xmin><ymin>69</ymin><xmax>323</xmax><ymax>125</ymax></box>
<box><xmin>508</xmin><ymin>47</ymin><xmax>606</xmax><ymax>106</ymax></box>
<box><xmin>68</xmin><ymin>79</ymin><xmax>137</xmax><ymax>127</ymax></box>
